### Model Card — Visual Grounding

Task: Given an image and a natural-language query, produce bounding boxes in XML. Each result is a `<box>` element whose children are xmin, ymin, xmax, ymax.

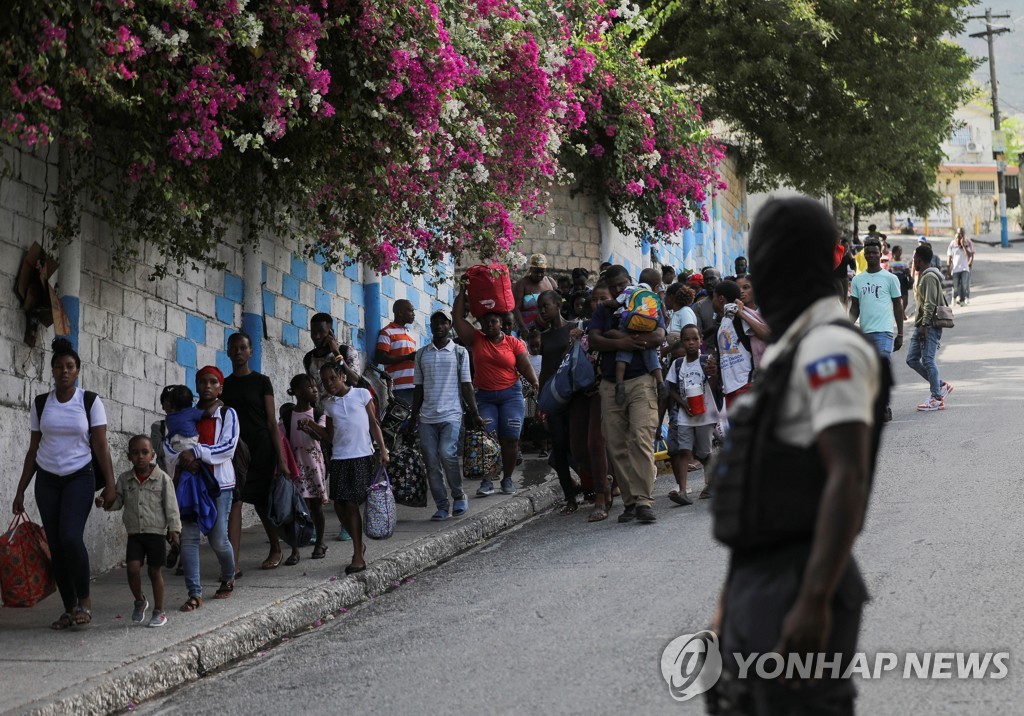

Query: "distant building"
<box><xmin>935</xmin><ymin>103</ymin><xmax>1020</xmax><ymax>232</ymax></box>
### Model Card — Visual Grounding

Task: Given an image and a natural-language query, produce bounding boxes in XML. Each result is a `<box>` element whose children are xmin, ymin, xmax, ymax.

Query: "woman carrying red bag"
<box><xmin>12</xmin><ymin>338</ymin><xmax>116</xmax><ymax>629</ymax></box>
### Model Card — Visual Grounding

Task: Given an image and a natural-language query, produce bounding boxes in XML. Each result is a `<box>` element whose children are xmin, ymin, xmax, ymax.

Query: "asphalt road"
<box><xmin>143</xmin><ymin>240</ymin><xmax>1024</xmax><ymax>716</ymax></box>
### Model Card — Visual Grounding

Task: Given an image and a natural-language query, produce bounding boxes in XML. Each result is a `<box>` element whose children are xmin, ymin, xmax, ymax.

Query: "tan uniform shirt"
<box><xmin>758</xmin><ymin>297</ymin><xmax>879</xmax><ymax>448</ymax></box>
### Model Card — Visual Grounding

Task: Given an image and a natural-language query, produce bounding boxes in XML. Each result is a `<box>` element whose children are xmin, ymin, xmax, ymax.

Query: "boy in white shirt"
<box><xmin>665</xmin><ymin>324</ymin><xmax>720</xmax><ymax>504</ymax></box>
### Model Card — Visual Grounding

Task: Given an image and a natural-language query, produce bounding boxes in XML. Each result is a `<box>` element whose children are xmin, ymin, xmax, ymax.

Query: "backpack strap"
<box><xmin>83</xmin><ymin>391</ymin><xmax>97</xmax><ymax>431</ymax></box>
<box><xmin>34</xmin><ymin>393</ymin><xmax>49</xmax><ymax>425</ymax></box>
<box><xmin>280</xmin><ymin>403</ymin><xmax>295</xmax><ymax>443</ymax></box>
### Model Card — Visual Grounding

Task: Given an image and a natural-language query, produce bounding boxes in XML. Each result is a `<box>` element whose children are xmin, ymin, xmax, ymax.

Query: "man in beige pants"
<box><xmin>588</xmin><ymin>265</ymin><xmax>666</xmax><ymax>524</ymax></box>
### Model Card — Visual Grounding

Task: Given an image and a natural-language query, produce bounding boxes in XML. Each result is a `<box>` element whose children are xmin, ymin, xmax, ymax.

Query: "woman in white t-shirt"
<box><xmin>304</xmin><ymin>362</ymin><xmax>389</xmax><ymax>576</ymax></box>
<box><xmin>12</xmin><ymin>338</ymin><xmax>115</xmax><ymax>630</ymax></box>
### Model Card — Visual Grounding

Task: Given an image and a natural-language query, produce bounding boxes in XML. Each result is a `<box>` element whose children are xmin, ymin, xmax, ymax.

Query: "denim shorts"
<box><xmin>476</xmin><ymin>384</ymin><xmax>526</xmax><ymax>440</ymax></box>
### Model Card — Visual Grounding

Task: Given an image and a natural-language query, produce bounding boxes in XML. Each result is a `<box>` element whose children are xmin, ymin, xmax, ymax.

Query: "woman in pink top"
<box><xmin>454</xmin><ymin>284</ymin><xmax>539</xmax><ymax>498</ymax></box>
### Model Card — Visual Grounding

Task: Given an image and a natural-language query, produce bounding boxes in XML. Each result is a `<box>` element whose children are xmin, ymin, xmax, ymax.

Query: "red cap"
<box><xmin>688</xmin><ymin>273</ymin><xmax>704</xmax><ymax>286</ymax></box>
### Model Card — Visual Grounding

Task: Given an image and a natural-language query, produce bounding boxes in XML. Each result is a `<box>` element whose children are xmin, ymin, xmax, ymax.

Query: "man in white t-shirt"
<box><xmin>947</xmin><ymin>228</ymin><xmax>974</xmax><ymax>306</ymax></box>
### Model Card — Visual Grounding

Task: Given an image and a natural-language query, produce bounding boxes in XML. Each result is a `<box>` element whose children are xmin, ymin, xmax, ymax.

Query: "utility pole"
<box><xmin>968</xmin><ymin>9</ymin><xmax>1012</xmax><ymax>247</ymax></box>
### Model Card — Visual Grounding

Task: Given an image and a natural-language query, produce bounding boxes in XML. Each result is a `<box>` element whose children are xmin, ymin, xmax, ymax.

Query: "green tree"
<box><xmin>643</xmin><ymin>0</ymin><xmax>978</xmax><ymax>214</ymax></box>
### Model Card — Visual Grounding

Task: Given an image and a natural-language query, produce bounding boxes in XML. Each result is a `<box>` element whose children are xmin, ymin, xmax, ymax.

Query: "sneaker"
<box><xmin>668</xmin><ymin>490</ymin><xmax>693</xmax><ymax>506</ymax></box>
<box><xmin>147</xmin><ymin>610</ymin><xmax>167</xmax><ymax>628</ymax></box>
<box><xmin>617</xmin><ymin>505</ymin><xmax>636</xmax><ymax>523</ymax></box>
<box><xmin>916</xmin><ymin>396</ymin><xmax>945</xmax><ymax>412</ymax></box>
<box><xmin>337</xmin><ymin>527</ymin><xmax>352</xmax><ymax>542</ymax></box>
<box><xmin>452</xmin><ymin>497</ymin><xmax>469</xmax><ymax>516</ymax></box>
<box><xmin>636</xmin><ymin>505</ymin><xmax>657</xmax><ymax>523</ymax></box>
<box><xmin>430</xmin><ymin>509</ymin><xmax>449</xmax><ymax>522</ymax></box>
<box><xmin>940</xmin><ymin>382</ymin><xmax>954</xmax><ymax>399</ymax></box>
<box><xmin>500</xmin><ymin>478</ymin><xmax>517</xmax><ymax>495</ymax></box>
<box><xmin>132</xmin><ymin>598</ymin><xmax>149</xmax><ymax>624</ymax></box>
<box><xmin>476</xmin><ymin>480</ymin><xmax>495</xmax><ymax>497</ymax></box>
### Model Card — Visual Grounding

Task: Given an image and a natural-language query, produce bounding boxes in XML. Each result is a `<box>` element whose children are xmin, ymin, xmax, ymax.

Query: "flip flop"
<box><xmin>311</xmin><ymin>544</ymin><xmax>328</xmax><ymax>559</ymax></box>
<box><xmin>51</xmin><ymin>612</ymin><xmax>73</xmax><ymax>630</ymax></box>
<box><xmin>284</xmin><ymin>552</ymin><xmax>300</xmax><ymax>566</ymax></box>
<box><xmin>71</xmin><ymin>607</ymin><xmax>92</xmax><ymax>626</ymax></box>
<box><xmin>587</xmin><ymin>506</ymin><xmax>609</xmax><ymax>522</ymax></box>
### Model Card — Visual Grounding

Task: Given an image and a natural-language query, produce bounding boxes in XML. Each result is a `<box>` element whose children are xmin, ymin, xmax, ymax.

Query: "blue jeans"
<box><xmin>953</xmin><ymin>270</ymin><xmax>970</xmax><ymax>302</ymax></box>
<box><xmin>420</xmin><ymin>420</ymin><xmax>465</xmax><ymax>512</ymax></box>
<box><xmin>614</xmin><ymin>348</ymin><xmax>660</xmax><ymax>377</ymax></box>
<box><xmin>181</xmin><ymin>488</ymin><xmax>235</xmax><ymax>598</ymax></box>
<box><xmin>864</xmin><ymin>331</ymin><xmax>894</xmax><ymax>361</ymax></box>
<box><xmin>476</xmin><ymin>385</ymin><xmax>526</xmax><ymax>440</ymax></box>
<box><xmin>906</xmin><ymin>327</ymin><xmax>943</xmax><ymax>399</ymax></box>
<box><xmin>35</xmin><ymin>465</ymin><xmax>95</xmax><ymax>612</ymax></box>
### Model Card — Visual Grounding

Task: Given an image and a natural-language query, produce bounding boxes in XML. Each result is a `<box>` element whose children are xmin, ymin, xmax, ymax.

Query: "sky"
<box><xmin>955</xmin><ymin>2</ymin><xmax>1024</xmax><ymax>118</ymax></box>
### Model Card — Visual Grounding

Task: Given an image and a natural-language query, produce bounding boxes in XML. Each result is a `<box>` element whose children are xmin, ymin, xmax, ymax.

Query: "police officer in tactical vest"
<box><xmin>708</xmin><ymin>198</ymin><xmax>891</xmax><ymax>715</ymax></box>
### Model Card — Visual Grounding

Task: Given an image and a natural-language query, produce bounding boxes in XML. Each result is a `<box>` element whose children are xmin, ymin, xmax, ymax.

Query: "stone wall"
<box><xmin>0</xmin><ymin>142</ymin><xmax>450</xmax><ymax>575</ymax></box>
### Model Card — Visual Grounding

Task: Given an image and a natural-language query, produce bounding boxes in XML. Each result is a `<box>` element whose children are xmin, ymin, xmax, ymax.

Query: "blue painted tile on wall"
<box><xmin>282</xmin><ymin>274</ymin><xmax>300</xmax><ymax>301</ymax></box>
<box><xmin>224</xmin><ymin>327</ymin><xmax>234</xmax><ymax>350</ymax></box>
<box><xmin>405</xmin><ymin>289</ymin><xmax>419</xmax><ymax>310</ymax></box>
<box><xmin>313</xmin><ymin>251</ymin><xmax>327</xmax><ymax>266</ymax></box>
<box><xmin>381</xmin><ymin>275</ymin><xmax>396</xmax><ymax>299</ymax></box>
<box><xmin>343</xmin><ymin>262</ymin><xmax>360</xmax><ymax>282</ymax></box>
<box><xmin>315</xmin><ymin>288</ymin><xmax>331</xmax><ymax>315</ymax></box>
<box><xmin>351</xmin><ymin>282</ymin><xmax>364</xmax><ymax>307</ymax></box>
<box><xmin>344</xmin><ymin>300</ymin><xmax>360</xmax><ymax>327</ymax></box>
<box><xmin>400</xmin><ymin>265</ymin><xmax>415</xmax><ymax>286</ymax></box>
<box><xmin>185</xmin><ymin>371</ymin><xmax>196</xmax><ymax>397</ymax></box>
<box><xmin>186</xmin><ymin>314</ymin><xmax>207</xmax><ymax>345</ymax></box>
<box><xmin>432</xmin><ymin>300</ymin><xmax>447</xmax><ymax>316</ymax></box>
<box><xmin>282</xmin><ymin>323</ymin><xmax>300</xmax><ymax>348</ymax></box>
<box><xmin>223</xmin><ymin>274</ymin><xmax>244</xmax><ymax>303</ymax></box>
<box><xmin>176</xmin><ymin>337</ymin><xmax>197</xmax><ymax>369</ymax></box>
<box><xmin>262</xmin><ymin>290</ymin><xmax>275</xmax><ymax>316</ymax></box>
<box><xmin>262</xmin><ymin>263</ymin><xmax>267</xmax><ymax>282</ymax></box>
<box><xmin>292</xmin><ymin>303</ymin><xmax>308</xmax><ymax>328</ymax></box>
<box><xmin>290</xmin><ymin>255</ymin><xmax>308</xmax><ymax>282</ymax></box>
<box><xmin>215</xmin><ymin>296</ymin><xmax>235</xmax><ymax>325</ymax></box>
<box><xmin>321</xmin><ymin>268</ymin><xmax>337</xmax><ymax>293</ymax></box>
<box><xmin>215</xmin><ymin>350</ymin><xmax>232</xmax><ymax>377</ymax></box>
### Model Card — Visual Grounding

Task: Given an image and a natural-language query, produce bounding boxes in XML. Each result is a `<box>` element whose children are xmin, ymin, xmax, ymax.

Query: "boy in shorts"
<box><xmin>99</xmin><ymin>435</ymin><xmax>181</xmax><ymax>627</ymax></box>
<box><xmin>665</xmin><ymin>324</ymin><xmax>720</xmax><ymax>505</ymax></box>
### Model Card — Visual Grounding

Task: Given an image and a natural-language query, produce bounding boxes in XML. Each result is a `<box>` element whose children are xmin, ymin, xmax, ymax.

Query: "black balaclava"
<box><xmin>749</xmin><ymin>197</ymin><xmax>838</xmax><ymax>339</ymax></box>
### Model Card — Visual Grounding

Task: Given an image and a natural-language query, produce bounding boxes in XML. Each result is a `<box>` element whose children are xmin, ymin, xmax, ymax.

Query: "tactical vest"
<box><xmin>711</xmin><ymin>321</ymin><xmax>892</xmax><ymax>553</ymax></box>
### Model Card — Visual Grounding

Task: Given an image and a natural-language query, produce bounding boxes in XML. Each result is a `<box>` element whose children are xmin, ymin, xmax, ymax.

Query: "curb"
<box><xmin>17</xmin><ymin>479</ymin><xmax>563</xmax><ymax>716</ymax></box>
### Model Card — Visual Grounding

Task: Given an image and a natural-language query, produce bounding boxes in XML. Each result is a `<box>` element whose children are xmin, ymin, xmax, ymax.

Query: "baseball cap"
<box><xmin>528</xmin><ymin>253</ymin><xmax>548</xmax><ymax>268</ymax></box>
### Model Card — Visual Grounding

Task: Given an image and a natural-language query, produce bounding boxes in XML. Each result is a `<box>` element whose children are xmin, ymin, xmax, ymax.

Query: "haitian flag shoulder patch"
<box><xmin>805</xmin><ymin>354</ymin><xmax>852</xmax><ymax>389</ymax></box>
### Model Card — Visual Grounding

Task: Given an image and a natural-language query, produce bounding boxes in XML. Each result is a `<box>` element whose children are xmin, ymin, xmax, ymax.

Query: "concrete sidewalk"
<box><xmin>0</xmin><ymin>459</ymin><xmax>561</xmax><ymax>716</ymax></box>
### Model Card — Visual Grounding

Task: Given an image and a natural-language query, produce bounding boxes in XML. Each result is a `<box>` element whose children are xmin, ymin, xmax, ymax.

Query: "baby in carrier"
<box><xmin>600</xmin><ymin>267</ymin><xmax>666</xmax><ymax>404</ymax></box>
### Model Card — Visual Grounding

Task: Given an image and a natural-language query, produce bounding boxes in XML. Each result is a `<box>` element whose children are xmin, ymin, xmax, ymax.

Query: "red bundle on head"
<box><xmin>196</xmin><ymin>365</ymin><xmax>224</xmax><ymax>384</ymax></box>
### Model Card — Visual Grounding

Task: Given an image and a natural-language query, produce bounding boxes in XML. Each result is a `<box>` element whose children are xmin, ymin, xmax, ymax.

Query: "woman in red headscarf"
<box><xmin>162</xmin><ymin>365</ymin><xmax>240</xmax><ymax>611</ymax></box>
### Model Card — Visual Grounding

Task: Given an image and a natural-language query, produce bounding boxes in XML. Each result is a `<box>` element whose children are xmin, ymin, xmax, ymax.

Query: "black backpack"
<box><xmin>35</xmin><ymin>391</ymin><xmax>105</xmax><ymax>492</ymax></box>
<box><xmin>711</xmin><ymin>321</ymin><xmax>892</xmax><ymax>552</ymax></box>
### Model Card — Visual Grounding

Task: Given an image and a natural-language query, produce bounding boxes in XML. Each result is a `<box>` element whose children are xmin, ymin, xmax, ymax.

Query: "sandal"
<box><xmin>558</xmin><ymin>501</ymin><xmax>579</xmax><ymax>516</ymax></box>
<box><xmin>345</xmin><ymin>544</ymin><xmax>367</xmax><ymax>575</ymax></box>
<box><xmin>687</xmin><ymin>462</ymin><xmax>702</xmax><ymax>473</ymax></box>
<box><xmin>179</xmin><ymin>595</ymin><xmax>203</xmax><ymax>612</ymax></box>
<box><xmin>214</xmin><ymin>581</ymin><xmax>234</xmax><ymax>599</ymax></box>
<box><xmin>311</xmin><ymin>544</ymin><xmax>328</xmax><ymax>559</ymax></box>
<box><xmin>71</xmin><ymin>607</ymin><xmax>92</xmax><ymax>626</ymax></box>
<box><xmin>51</xmin><ymin>612</ymin><xmax>73</xmax><ymax>630</ymax></box>
<box><xmin>261</xmin><ymin>551</ymin><xmax>283</xmax><ymax>570</ymax></box>
<box><xmin>284</xmin><ymin>551</ymin><xmax>300</xmax><ymax>567</ymax></box>
<box><xmin>587</xmin><ymin>506</ymin><xmax>609</xmax><ymax>522</ymax></box>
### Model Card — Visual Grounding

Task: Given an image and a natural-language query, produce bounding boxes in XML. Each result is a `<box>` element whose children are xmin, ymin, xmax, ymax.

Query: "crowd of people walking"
<box><xmin>9</xmin><ymin>207</ymin><xmax>973</xmax><ymax>636</ymax></box>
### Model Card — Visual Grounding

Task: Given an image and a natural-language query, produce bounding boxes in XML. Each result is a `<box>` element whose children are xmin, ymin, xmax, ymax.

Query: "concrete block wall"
<box><xmin>0</xmin><ymin>142</ymin><xmax>450</xmax><ymax>574</ymax></box>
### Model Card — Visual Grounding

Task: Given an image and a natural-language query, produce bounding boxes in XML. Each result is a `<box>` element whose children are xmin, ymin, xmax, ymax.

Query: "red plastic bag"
<box><xmin>466</xmin><ymin>264</ymin><xmax>515</xmax><ymax>318</ymax></box>
<box><xmin>0</xmin><ymin>514</ymin><xmax>56</xmax><ymax>608</ymax></box>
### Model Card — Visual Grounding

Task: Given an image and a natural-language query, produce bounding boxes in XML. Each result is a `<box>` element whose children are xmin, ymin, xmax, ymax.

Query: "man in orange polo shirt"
<box><xmin>375</xmin><ymin>299</ymin><xmax>417</xmax><ymax>406</ymax></box>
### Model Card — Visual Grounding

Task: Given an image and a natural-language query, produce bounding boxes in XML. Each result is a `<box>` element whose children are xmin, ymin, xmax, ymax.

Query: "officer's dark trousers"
<box><xmin>712</xmin><ymin>543</ymin><xmax>868</xmax><ymax>716</ymax></box>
